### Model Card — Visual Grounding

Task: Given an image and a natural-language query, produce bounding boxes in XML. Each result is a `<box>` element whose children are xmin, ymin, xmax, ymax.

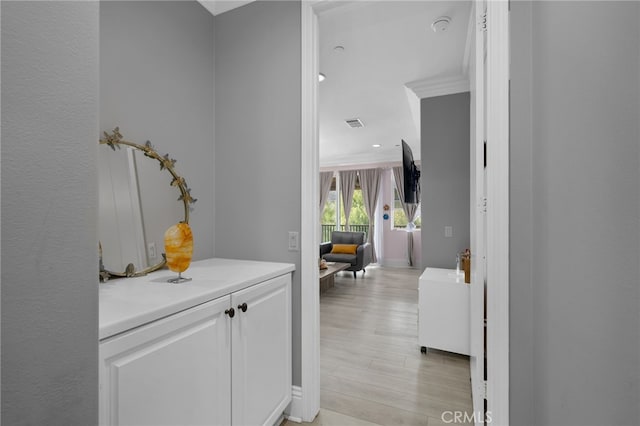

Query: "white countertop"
<box><xmin>99</xmin><ymin>258</ymin><xmax>295</xmax><ymax>340</ymax></box>
<box><xmin>419</xmin><ymin>267</ymin><xmax>467</xmax><ymax>284</ymax></box>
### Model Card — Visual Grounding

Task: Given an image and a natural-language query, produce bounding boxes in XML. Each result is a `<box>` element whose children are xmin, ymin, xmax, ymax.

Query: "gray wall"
<box><xmin>214</xmin><ymin>1</ymin><xmax>302</xmax><ymax>385</ymax></box>
<box><xmin>421</xmin><ymin>92</ymin><xmax>471</xmax><ymax>269</ymax></box>
<box><xmin>509</xmin><ymin>2</ymin><xmax>535</xmax><ymax>423</ymax></box>
<box><xmin>1</xmin><ymin>2</ymin><xmax>99</xmax><ymax>424</ymax></box>
<box><xmin>510</xmin><ymin>2</ymin><xmax>640</xmax><ymax>425</ymax></box>
<box><xmin>100</xmin><ymin>1</ymin><xmax>215</xmax><ymax>262</ymax></box>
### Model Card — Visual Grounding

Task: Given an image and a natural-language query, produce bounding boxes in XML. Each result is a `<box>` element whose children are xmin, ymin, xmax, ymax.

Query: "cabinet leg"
<box><xmin>420</xmin><ymin>346</ymin><xmax>427</xmax><ymax>354</ymax></box>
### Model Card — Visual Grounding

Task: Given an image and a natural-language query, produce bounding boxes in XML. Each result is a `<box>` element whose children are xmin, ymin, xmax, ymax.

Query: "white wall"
<box><xmin>421</xmin><ymin>92</ymin><xmax>471</xmax><ymax>270</ymax></box>
<box><xmin>100</xmin><ymin>0</ymin><xmax>215</xmax><ymax>262</ymax></box>
<box><xmin>214</xmin><ymin>0</ymin><xmax>303</xmax><ymax>386</ymax></box>
<box><xmin>510</xmin><ymin>2</ymin><xmax>640</xmax><ymax>425</ymax></box>
<box><xmin>1</xmin><ymin>2</ymin><xmax>99</xmax><ymax>423</ymax></box>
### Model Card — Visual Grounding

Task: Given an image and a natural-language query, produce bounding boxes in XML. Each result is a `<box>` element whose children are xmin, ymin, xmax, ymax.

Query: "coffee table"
<box><xmin>319</xmin><ymin>262</ymin><xmax>350</xmax><ymax>293</ymax></box>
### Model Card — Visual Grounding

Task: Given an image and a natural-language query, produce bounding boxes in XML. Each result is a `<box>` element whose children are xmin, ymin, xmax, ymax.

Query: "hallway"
<box><xmin>317</xmin><ymin>266</ymin><xmax>473</xmax><ymax>425</ymax></box>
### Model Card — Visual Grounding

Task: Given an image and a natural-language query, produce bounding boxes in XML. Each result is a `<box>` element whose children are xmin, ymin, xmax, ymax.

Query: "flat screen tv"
<box><xmin>402</xmin><ymin>140</ymin><xmax>420</xmax><ymax>205</ymax></box>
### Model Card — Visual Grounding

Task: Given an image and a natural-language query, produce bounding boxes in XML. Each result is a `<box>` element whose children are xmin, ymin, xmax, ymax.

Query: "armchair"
<box><xmin>320</xmin><ymin>231</ymin><xmax>372</xmax><ymax>278</ymax></box>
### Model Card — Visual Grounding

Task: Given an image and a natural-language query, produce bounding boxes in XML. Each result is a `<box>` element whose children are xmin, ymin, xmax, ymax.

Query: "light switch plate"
<box><xmin>288</xmin><ymin>231</ymin><xmax>299</xmax><ymax>251</ymax></box>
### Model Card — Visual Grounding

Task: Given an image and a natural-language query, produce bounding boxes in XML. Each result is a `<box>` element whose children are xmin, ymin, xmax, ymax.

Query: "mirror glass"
<box><xmin>98</xmin><ymin>129</ymin><xmax>194</xmax><ymax>280</ymax></box>
<box><xmin>98</xmin><ymin>146</ymin><xmax>147</xmax><ymax>272</ymax></box>
<box><xmin>135</xmin><ymin>148</ymin><xmax>184</xmax><ymax>265</ymax></box>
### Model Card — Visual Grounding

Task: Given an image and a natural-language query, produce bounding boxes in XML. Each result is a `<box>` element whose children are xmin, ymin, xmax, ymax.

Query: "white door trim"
<box><xmin>486</xmin><ymin>1</ymin><xmax>510</xmax><ymax>425</ymax></box>
<box><xmin>299</xmin><ymin>1</ymin><xmax>321</xmax><ymax>422</ymax></box>
<box><xmin>469</xmin><ymin>0</ymin><xmax>487</xmax><ymax>420</ymax></box>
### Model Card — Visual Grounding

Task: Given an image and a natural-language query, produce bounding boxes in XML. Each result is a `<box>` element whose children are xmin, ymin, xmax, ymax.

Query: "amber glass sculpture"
<box><xmin>164</xmin><ymin>222</ymin><xmax>193</xmax><ymax>283</ymax></box>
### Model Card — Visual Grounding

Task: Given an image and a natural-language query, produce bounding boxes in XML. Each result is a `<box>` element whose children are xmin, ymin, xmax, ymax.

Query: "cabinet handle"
<box><xmin>238</xmin><ymin>302</ymin><xmax>248</xmax><ymax>313</ymax></box>
<box><xmin>225</xmin><ymin>307</ymin><xmax>235</xmax><ymax>318</ymax></box>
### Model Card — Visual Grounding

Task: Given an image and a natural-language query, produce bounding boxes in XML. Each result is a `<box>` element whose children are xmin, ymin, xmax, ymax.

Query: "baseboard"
<box><xmin>285</xmin><ymin>385</ymin><xmax>303</xmax><ymax>423</ymax></box>
<box><xmin>380</xmin><ymin>258</ymin><xmax>411</xmax><ymax>268</ymax></box>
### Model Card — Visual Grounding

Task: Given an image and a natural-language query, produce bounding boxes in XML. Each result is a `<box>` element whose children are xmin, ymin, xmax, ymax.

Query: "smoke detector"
<box><xmin>431</xmin><ymin>16</ymin><xmax>451</xmax><ymax>33</ymax></box>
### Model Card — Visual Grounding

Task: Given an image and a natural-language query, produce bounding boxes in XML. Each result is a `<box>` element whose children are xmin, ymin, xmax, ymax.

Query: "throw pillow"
<box><xmin>331</xmin><ymin>244</ymin><xmax>358</xmax><ymax>255</ymax></box>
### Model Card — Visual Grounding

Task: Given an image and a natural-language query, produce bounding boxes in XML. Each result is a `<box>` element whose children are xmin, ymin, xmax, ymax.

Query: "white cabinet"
<box><xmin>232</xmin><ymin>274</ymin><xmax>292</xmax><ymax>426</ymax></box>
<box><xmin>418</xmin><ymin>267</ymin><xmax>470</xmax><ymax>356</ymax></box>
<box><xmin>99</xmin><ymin>296</ymin><xmax>231</xmax><ymax>426</ymax></box>
<box><xmin>99</xmin><ymin>273</ymin><xmax>292</xmax><ymax>426</ymax></box>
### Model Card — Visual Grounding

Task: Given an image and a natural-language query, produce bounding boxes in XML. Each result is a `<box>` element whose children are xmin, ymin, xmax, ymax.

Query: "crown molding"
<box><xmin>197</xmin><ymin>0</ymin><xmax>256</xmax><ymax>16</ymax></box>
<box><xmin>312</xmin><ymin>0</ymin><xmax>363</xmax><ymax>16</ymax></box>
<box><xmin>462</xmin><ymin>2</ymin><xmax>475</xmax><ymax>76</ymax></box>
<box><xmin>405</xmin><ymin>74</ymin><xmax>470</xmax><ymax>100</ymax></box>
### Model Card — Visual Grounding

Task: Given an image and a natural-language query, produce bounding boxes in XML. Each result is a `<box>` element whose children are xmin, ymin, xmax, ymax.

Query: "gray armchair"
<box><xmin>320</xmin><ymin>231</ymin><xmax>372</xmax><ymax>278</ymax></box>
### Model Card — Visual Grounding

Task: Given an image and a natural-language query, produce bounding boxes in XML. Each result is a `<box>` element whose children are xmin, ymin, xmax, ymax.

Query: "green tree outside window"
<box><xmin>340</xmin><ymin>189</ymin><xmax>369</xmax><ymax>226</ymax></box>
<box><xmin>393</xmin><ymin>187</ymin><xmax>421</xmax><ymax>229</ymax></box>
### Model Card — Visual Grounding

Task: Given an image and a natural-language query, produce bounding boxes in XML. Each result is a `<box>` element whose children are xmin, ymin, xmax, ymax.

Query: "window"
<box><xmin>321</xmin><ymin>178</ymin><xmax>338</xmax><ymax>243</ymax></box>
<box><xmin>392</xmin><ymin>176</ymin><xmax>421</xmax><ymax>229</ymax></box>
<box><xmin>320</xmin><ymin>175</ymin><xmax>371</xmax><ymax>242</ymax></box>
<box><xmin>340</xmin><ymin>186</ymin><xmax>369</xmax><ymax>227</ymax></box>
<box><xmin>321</xmin><ymin>187</ymin><xmax>337</xmax><ymax>226</ymax></box>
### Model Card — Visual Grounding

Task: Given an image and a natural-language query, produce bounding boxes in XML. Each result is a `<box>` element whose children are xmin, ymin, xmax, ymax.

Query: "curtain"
<box><xmin>393</xmin><ymin>166</ymin><xmax>420</xmax><ymax>267</ymax></box>
<box><xmin>339</xmin><ymin>170</ymin><xmax>357</xmax><ymax>231</ymax></box>
<box><xmin>319</xmin><ymin>171</ymin><xmax>333</xmax><ymax>215</ymax></box>
<box><xmin>358</xmin><ymin>168</ymin><xmax>382</xmax><ymax>263</ymax></box>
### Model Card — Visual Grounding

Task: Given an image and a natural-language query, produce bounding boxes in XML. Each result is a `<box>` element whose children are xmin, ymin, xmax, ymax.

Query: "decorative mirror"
<box><xmin>98</xmin><ymin>127</ymin><xmax>196</xmax><ymax>281</ymax></box>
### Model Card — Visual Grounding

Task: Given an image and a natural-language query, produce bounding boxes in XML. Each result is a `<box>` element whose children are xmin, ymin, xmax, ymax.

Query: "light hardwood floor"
<box><xmin>285</xmin><ymin>265</ymin><xmax>473</xmax><ymax>426</ymax></box>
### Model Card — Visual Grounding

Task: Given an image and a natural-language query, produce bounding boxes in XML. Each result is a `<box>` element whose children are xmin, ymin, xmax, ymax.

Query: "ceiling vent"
<box><xmin>345</xmin><ymin>118</ymin><xmax>364</xmax><ymax>128</ymax></box>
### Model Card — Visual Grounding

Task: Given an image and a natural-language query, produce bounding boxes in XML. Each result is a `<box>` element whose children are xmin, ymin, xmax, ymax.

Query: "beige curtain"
<box><xmin>339</xmin><ymin>170</ymin><xmax>357</xmax><ymax>231</ymax></box>
<box><xmin>319</xmin><ymin>171</ymin><xmax>333</xmax><ymax>215</ymax></box>
<box><xmin>358</xmin><ymin>168</ymin><xmax>382</xmax><ymax>263</ymax></box>
<box><xmin>393</xmin><ymin>166</ymin><xmax>420</xmax><ymax>267</ymax></box>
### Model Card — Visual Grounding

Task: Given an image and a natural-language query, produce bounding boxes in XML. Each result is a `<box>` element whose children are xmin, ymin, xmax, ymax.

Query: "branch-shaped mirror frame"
<box><xmin>99</xmin><ymin>127</ymin><xmax>197</xmax><ymax>281</ymax></box>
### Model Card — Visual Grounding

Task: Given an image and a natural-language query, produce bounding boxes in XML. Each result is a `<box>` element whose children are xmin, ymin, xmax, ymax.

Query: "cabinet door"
<box><xmin>99</xmin><ymin>296</ymin><xmax>232</xmax><ymax>426</ymax></box>
<box><xmin>231</xmin><ymin>274</ymin><xmax>292</xmax><ymax>426</ymax></box>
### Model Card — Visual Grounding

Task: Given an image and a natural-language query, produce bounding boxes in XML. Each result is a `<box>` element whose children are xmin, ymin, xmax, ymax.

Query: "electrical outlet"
<box><xmin>288</xmin><ymin>231</ymin><xmax>299</xmax><ymax>251</ymax></box>
<box><xmin>445</xmin><ymin>226</ymin><xmax>453</xmax><ymax>238</ymax></box>
<box><xmin>148</xmin><ymin>242</ymin><xmax>157</xmax><ymax>259</ymax></box>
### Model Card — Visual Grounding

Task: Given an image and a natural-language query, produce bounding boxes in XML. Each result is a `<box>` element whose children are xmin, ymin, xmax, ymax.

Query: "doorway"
<box><xmin>300</xmin><ymin>1</ymin><xmax>509</xmax><ymax>424</ymax></box>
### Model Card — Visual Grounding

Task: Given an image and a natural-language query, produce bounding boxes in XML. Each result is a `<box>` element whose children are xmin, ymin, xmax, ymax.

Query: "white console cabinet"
<box><xmin>231</xmin><ymin>275</ymin><xmax>292</xmax><ymax>426</ymax></box>
<box><xmin>99</xmin><ymin>295</ymin><xmax>232</xmax><ymax>426</ymax></box>
<box><xmin>99</xmin><ymin>259</ymin><xmax>293</xmax><ymax>426</ymax></box>
<box><xmin>418</xmin><ymin>267</ymin><xmax>470</xmax><ymax>356</ymax></box>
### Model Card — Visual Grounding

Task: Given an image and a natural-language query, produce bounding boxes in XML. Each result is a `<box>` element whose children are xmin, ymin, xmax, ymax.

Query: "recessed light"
<box><xmin>372</xmin><ymin>144</ymin><xmax>381</xmax><ymax>148</ymax></box>
<box><xmin>333</xmin><ymin>45</ymin><xmax>345</xmax><ymax>52</ymax></box>
<box><xmin>318</xmin><ymin>73</ymin><xmax>326</xmax><ymax>82</ymax></box>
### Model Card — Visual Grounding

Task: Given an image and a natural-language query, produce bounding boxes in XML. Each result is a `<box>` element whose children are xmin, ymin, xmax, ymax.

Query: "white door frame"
<box><xmin>469</xmin><ymin>0</ymin><xmax>487</xmax><ymax>419</ymax></box>
<box><xmin>299</xmin><ymin>1</ymin><xmax>510</xmax><ymax>424</ymax></box>
<box><xmin>485</xmin><ymin>1</ymin><xmax>510</xmax><ymax>424</ymax></box>
<box><xmin>299</xmin><ymin>1</ymin><xmax>321</xmax><ymax>422</ymax></box>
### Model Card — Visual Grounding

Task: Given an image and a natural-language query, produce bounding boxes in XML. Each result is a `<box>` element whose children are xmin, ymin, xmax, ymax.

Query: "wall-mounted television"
<box><xmin>402</xmin><ymin>140</ymin><xmax>420</xmax><ymax>205</ymax></box>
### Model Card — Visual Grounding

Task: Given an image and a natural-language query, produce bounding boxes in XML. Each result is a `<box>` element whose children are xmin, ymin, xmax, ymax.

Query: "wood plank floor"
<box><xmin>285</xmin><ymin>266</ymin><xmax>473</xmax><ymax>426</ymax></box>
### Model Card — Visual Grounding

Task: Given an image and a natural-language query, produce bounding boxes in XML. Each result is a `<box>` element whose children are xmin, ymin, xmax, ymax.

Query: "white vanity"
<box><xmin>99</xmin><ymin>258</ymin><xmax>294</xmax><ymax>426</ymax></box>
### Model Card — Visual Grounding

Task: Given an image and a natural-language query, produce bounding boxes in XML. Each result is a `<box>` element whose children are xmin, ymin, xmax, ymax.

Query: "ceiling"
<box><xmin>199</xmin><ymin>1</ymin><xmax>472</xmax><ymax>167</ymax></box>
<box><xmin>318</xmin><ymin>1</ymin><xmax>472</xmax><ymax>167</ymax></box>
